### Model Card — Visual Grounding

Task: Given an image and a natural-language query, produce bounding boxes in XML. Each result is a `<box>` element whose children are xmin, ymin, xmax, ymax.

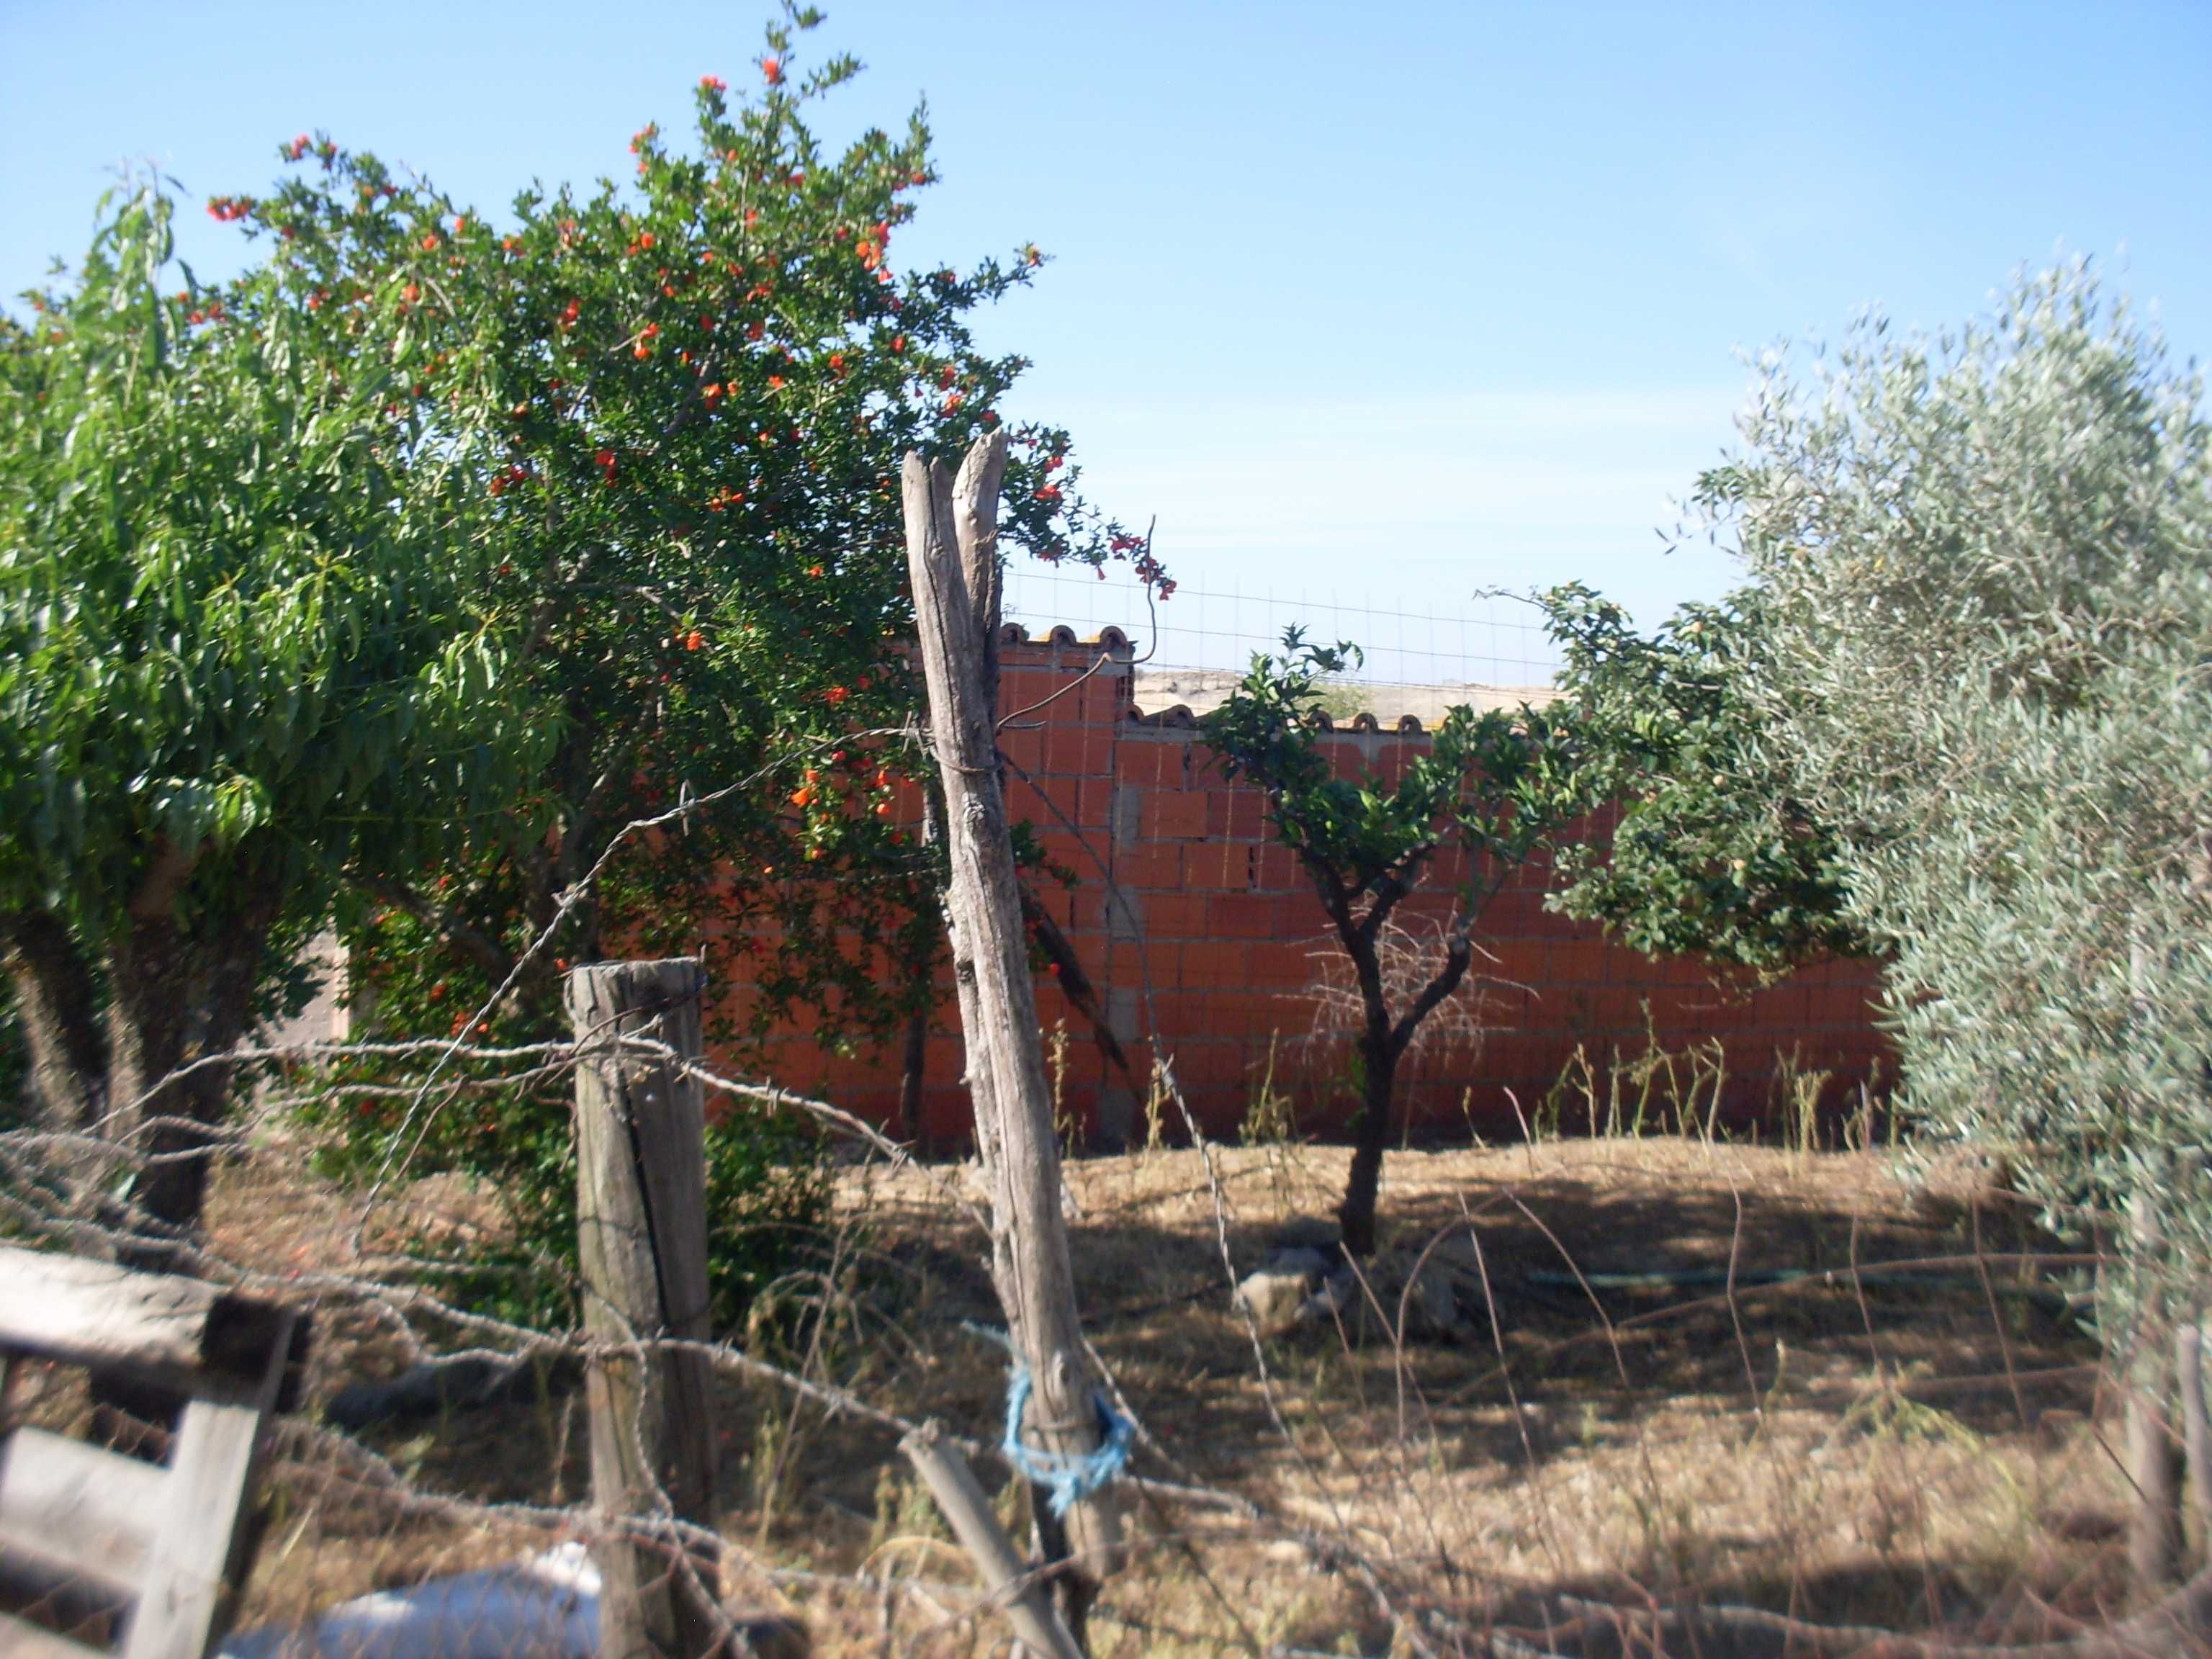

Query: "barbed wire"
<box><xmin>0</xmin><ymin>1082</ymin><xmax>2134</xmax><ymax>1658</ymax></box>
<box><xmin>0</xmin><ymin>709</ymin><xmax>2156</xmax><ymax>1659</ymax></box>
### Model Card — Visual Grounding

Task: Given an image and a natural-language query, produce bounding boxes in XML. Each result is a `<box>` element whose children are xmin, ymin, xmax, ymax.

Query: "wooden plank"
<box><xmin>0</xmin><ymin>1246</ymin><xmax>220</xmax><ymax>1374</ymax></box>
<box><xmin>0</xmin><ymin>1426</ymin><xmax>159</xmax><ymax>1598</ymax></box>
<box><xmin>0</xmin><ymin>1609</ymin><xmax>107</xmax><ymax>1659</ymax></box>
<box><xmin>903</xmin><ymin>436</ymin><xmax>1125</xmax><ymax>1642</ymax></box>
<box><xmin>123</xmin><ymin>1310</ymin><xmax>294</xmax><ymax>1659</ymax></box>
<box><xmin>567</xmin><ymin>959</ymin><xmax>722</xmax><ymax>1659</ymax></box>
<box><xmin>0</xmin><ymin>1246</ymin><xmax>289</xmax><ymax>1400</ymax></box>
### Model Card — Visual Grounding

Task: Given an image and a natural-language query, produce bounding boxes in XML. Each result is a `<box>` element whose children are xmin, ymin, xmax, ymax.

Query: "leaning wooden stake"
<box><xmin>902</xmin><ymin>436</ymin><xmax>1125</xmax><ymax>1641</ymax></box>
<box><xmin>902</xmin><ymin>1423</ymin><xmax>1085</xmax><ymax>1659</ymax></box>
<box><xmin>568</xmin><ymin>958</ymin><xmax>722</xmax><ymax>1659</ymax></box>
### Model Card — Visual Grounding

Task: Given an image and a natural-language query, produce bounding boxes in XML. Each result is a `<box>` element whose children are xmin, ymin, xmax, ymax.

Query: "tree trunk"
<box><xmin>2131</xmin><ymin>1336</ymin><xmax>2184</xmax><ymax>1591</ymax></box>
<box><xmin>904</xmin><ymin>435</ymin><xmax>1123</xmax><ymax>1645</ymax></box>
<box><xmin>1336</xmin><ymin>1018</ymin><xmax>1398</xmax><ymax>1259</ymax></box>
<box><xmin>90</xmin><ymin>902</ymin><xmax>269</xmax><ymax>1433</ymax></box>
<box><xmin>104</xmin><ymin>908</ymin><xmax>196</xmax><ymax>1261</ymax></box>
<box><xmin>105</xmin><ymin>855</ymin><xmax>282</xmax><ymax>1261</ymax></box>
<box><xmin>1</xmin><ymin>908</ymin><xmax>107</xmax><ymax>1133</ymax></box>
<box><xmin>896</xmin><ymin>997</ymin><xmax>930</xmax><ymax>1146</ymax></box>
<box><xmin>2131</xmin><ymin>1192</ymin><xmax>2185</xmax><ymax>1592</ymax></box>
<box><xmin>2178</xmin><ymin>1316</ymin><xmax>2211</xmax><ymax>1552</ymax></box>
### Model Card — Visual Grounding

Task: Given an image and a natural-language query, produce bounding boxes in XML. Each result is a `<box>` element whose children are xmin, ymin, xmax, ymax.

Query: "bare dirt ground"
<box><xmin>181</xmin><ymin>1136</ymin><xmax>2118</xmax><ymax>1656</ymax></box>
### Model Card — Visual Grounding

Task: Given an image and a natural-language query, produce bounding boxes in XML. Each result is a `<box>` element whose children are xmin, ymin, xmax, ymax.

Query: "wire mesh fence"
<box><xmin>0</xmin><ymin>726</ymin><xmax>2164</xmax><ymax>1659</ymax></box>
<box><xmin>0</xmin><ymin>1023</ymin><xmax>2144</xmax><ymax>1659</ymax></box>
<box><xmin>1001</xmin><ymin>570</ymin><xmax>1563</xmax><ymax>690</ymax></box>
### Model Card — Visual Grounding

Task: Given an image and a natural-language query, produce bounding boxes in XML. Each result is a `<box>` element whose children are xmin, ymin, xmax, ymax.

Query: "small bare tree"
<box><xmin>1204</xmin><ymin>630</ymin><xmax>1576</xmax><ymax>1256</ymax></box>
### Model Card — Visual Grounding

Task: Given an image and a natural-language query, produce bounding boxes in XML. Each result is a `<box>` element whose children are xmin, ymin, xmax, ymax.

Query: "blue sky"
<box><xmin>6</xmin><ymin>0</ymin><xmax>2208</xmax><ymax>675</ymax></box>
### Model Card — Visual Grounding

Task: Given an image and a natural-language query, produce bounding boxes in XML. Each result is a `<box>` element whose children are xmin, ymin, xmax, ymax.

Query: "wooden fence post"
<box><xmin>567</xmin><ymin>958</ymin><xmax>722</xmax><ymax>1659</ymax></box>
<box><xmin>902</xmin><ymin>435</ymin><xmax>1125</xmax><ymax>1645</ymax></box>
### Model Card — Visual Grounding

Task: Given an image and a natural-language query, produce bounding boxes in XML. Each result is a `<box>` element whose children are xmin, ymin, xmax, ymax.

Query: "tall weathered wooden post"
<box><xmin>567</xmin><ymin>958</ymin><xmax>721</xmax><ymax>1659</ymax></box>
<box><xmin>902</xmin><ymin>434</ymin><xmax>1126</xmax><ymax>1645</ymax></box>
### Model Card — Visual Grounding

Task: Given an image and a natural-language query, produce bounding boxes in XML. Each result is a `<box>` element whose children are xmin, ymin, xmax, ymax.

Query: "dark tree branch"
<box><xmin>1393</xmin><ymin>930</ymin><xmax>1475</xmax><ymax>1059</ymax></box>
<box><xmin>1020</xmin><ymin>886</ymin><xmax>1136</xmax><ymax>1085</ymax></box>
<box><xmin>516</xmin><ymin>543</ymin><xmax>598</xmax><ymax>665</ymax></box>
<box><xmin>353</xmin><ymin>874</ymin><xmax>516</xmax><ymax>984</ymax></box>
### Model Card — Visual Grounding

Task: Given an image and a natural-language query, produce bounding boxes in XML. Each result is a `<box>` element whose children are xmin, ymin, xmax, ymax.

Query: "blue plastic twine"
<box><xmin>1002</xmin><ymin>1364</ymin><xmax>1136</xmax><ymax>1517</ymax></box>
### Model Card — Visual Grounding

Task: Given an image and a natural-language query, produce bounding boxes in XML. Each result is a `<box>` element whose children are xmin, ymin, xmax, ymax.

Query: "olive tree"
<box><xmin>1707</xmin><ymin>264</ymin><xmax>2212</xmax><ymax>1586</ymax></box>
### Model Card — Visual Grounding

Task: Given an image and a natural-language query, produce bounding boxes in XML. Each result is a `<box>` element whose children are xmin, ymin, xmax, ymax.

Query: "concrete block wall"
<box><xmin>733</xmin><ymin>628</ymin><xmax>1888</xmax><ymax>1148</ymax></box>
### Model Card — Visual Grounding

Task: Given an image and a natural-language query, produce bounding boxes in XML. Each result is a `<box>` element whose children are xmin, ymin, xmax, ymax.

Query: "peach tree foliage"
<box><xmin>1707</xmin><ymin>266</ymin><xmax>2212</xmax><ymax>1344</ymax></box>
<box><xmin>0</xmin><ymin>181</ymin><xmax>538</xmax><ymax>1243</ymax></box>
<box><xmin>233</xmin><ymin>12</ymin><xmax>1153</xmax><ymax>1316</ymax></box>
<box><xmin>1202</xmin><ymin>630</ymin><xmax>1578</xmax><ymax>1256</ymax></box>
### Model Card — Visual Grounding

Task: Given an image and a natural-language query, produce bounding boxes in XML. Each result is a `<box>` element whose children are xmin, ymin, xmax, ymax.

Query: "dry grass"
<box><xmin>171</xmin><ymin>1133</ymin><xmax>2122</xmax><ymax>1656</ymax></box>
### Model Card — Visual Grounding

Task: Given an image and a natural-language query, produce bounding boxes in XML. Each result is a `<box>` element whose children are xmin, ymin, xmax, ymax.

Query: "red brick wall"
<box><xmin>733</xmin><ymin>629</ymin><xmax>1889</xmax><ymax>1147</ymax></box>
